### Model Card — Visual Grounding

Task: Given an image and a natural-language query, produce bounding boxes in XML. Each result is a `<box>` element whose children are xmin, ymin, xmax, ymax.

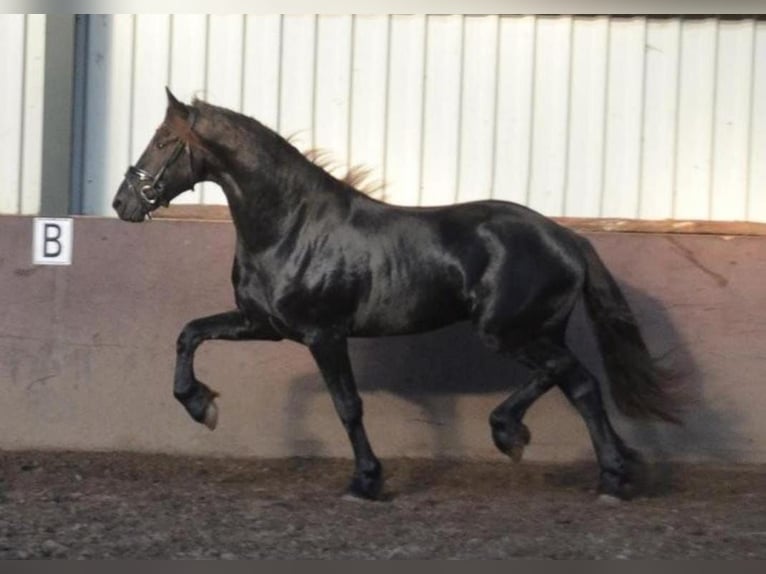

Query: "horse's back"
<box><xmin>349</xmin><ymin>198</ymin><xmax>586</xmax><ymax>339</ymax></box>
<box><xmin>233</xmin><ymin>194</ymin><xmax>587</xmax><ymax>342</ymax></box>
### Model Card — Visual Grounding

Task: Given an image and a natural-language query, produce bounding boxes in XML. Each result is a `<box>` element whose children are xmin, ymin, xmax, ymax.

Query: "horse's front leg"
<box><xmin>174</xmin><ymin>311</ymin><xmax>282</xmax><ymax>428</ymax></box>
<box><xmin>309</xmin><ymin>336</ymin><xmax>382</xmax><ymax>500</ymax></box>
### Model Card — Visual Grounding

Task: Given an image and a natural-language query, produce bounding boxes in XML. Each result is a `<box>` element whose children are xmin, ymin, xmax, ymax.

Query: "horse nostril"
<box><xmin>112</xmin><ymin>197</ymin><xmax>123</xmax><ymax>211</ymax></box>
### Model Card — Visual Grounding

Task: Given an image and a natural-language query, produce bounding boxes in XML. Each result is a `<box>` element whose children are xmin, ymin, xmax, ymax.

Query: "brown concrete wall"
<box><xmin>1</xmin><ymin>215</ymin><xmax>765</xmax><ymax>463</ymax></box>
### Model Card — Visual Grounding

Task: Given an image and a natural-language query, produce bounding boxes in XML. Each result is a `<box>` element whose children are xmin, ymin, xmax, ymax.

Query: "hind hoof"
<box><xmin>598</xmin><ymin>470</ymin><xmax>634</xmax><ymax>501</ymax></box>
<box><xmin>203</xmin><ymin>401</ymin><xmax>218</xmax><ymax>430</ymax></box>
<box><xmin>346</xmin><ymin>469</ymin><xmax>383</xmax><ymax>501</ymax></box>
<box><xmin>491</xmin><ymin>420</ymin><xmax>531</xmax><ymax>463</ymax></box>
<box><xmin>341</xmin><ymin>492</ymin><xmax>376</xmax><ymax>504</ymax></box>
<box><xmin>597</xmin><ymin>493</ymin><xmax>622</xmax><ymax>506</ymax></box>
<box><xmin>347</xmin><ymin>478</ymin><xmax>382</xmax><ymax>501</ymax></box>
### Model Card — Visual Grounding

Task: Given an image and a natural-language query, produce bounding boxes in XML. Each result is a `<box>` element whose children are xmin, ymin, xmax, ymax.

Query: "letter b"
<box><xmin>43</xmin><ymin>224</ymin><xmax>62</xmax><ymax>258</ymax></box>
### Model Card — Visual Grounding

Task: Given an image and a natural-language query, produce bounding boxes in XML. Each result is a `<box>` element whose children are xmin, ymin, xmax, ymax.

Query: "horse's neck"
<box><xmin>211</xmin><ymin>169</ymin><xmax>288</xmax><ymax>249</ymax></box>
<box><xmin>206</xmin><ymin>135</ymin><xmax>353</xmax><ymax>250</ymax></box>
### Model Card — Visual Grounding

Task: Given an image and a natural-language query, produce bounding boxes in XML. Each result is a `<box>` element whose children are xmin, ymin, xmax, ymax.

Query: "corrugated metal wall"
<box><xmin>0</xmin><ymin>14</ymin><xmax>46</xmax><ymax>215</ymax></box>
<box><xmin>4</xmin><ymin>14</ymin><xmax>766</xmax><ymax>222</ymax></box>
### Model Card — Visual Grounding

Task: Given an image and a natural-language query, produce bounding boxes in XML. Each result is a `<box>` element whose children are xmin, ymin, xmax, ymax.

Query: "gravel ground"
<box><xmin>0</xmin><ymin>451</ymin><xmax>764</xmax><ymax>559</ymax></box>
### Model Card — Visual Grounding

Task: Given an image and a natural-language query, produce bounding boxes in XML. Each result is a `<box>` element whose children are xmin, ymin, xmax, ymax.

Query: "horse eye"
<box><xmin>157</xmin><ymin>141</ymin><xmax>167</xmax><ymax>149</ymax></box>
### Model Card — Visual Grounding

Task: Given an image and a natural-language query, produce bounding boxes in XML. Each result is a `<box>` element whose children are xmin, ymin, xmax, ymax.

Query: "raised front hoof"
<box><xmin>176</xmin><ymin>380</ymin><xmax>220</xmax><ymax>429</ymax></box>
<box><xmin>491</xmin><ymin>421</ymin><xmax>531</xmax><ymax>463</ymax></box>
<box><xmin>203</xmin><ymin>401</ymin><xmax>219</xmax><ymax>431</ymax></box>
<box><xmin>344</xmin><ymin>472</ymin><xmax>384</xmax><ymax>502</ymax></box>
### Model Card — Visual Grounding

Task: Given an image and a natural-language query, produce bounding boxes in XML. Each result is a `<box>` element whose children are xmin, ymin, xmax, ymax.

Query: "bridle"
<box><xmin>124</xmin><ymin>108</ymin><xmax>199</xmax><ymax>215</ymax></box>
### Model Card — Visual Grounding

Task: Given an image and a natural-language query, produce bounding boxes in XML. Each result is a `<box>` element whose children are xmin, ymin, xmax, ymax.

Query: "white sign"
<box><xmin>33</xmin><ymin>218</ymin><xmax>73</xmax><ymax>266</ymax></box>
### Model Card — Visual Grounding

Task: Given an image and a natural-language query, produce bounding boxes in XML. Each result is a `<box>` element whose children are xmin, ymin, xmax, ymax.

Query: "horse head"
<box><xmin>112</xmin><ymin>88</ymin><xmax>200</xmax><ymax>222</ymax></box>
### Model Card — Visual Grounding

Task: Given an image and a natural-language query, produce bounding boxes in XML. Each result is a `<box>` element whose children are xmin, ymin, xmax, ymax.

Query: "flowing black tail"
<box><xmin>579</xmin><ymin>238</ymin><xmax>682</xmax><ymax>424</ymax></box>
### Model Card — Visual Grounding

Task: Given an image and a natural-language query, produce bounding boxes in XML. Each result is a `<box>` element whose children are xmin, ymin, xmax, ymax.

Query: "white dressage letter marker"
<box><xmin>33</xmin><ymin>218</ymin><xmax>73</xmax><ymax>265</ymax></box>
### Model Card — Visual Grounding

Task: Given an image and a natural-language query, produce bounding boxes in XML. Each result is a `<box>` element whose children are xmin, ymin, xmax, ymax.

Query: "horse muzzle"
<box><xmin>112</xmin><ymin>180</ymin><xmax>152</xmax><ymax>222</ymax></box>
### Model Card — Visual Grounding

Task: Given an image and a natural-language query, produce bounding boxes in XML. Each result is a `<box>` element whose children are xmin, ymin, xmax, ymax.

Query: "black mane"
<box><xmin>190</xmin><ymin>98</ymin><xmax>382</xmax><ymax>198</ymax></box>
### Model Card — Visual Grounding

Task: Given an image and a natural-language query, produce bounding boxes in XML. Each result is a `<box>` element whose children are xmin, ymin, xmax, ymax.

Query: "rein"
<box><xmin>124</xmin><ymin>108</ymin><xmax>199</xmax><ymax>216</ymax></box>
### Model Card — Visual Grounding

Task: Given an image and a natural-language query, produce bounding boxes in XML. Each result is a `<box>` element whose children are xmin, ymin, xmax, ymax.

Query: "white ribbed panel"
<box><xmin>384</xmin><ymin>15</ymin><xmax>426</xmax><ymax>206</ymax></box>
<box><xmin>420</xmin><ymin>15</ymin><xmax>463</xmax><ymax>206</ymax></box>
<box><xmin>603</xmin><ymin>17</ymin><xmax>645</xmax><ymax>219</ymax></box>
<box><xmin>711</xmin><ymin>20</ymin><xmax>754</xmax><ymax>222</ymax></box>
<box><xmin>166</xmin><ymin>14</ymin><xmax>206</xmax><ymax>206</ymax></box>
<box><xmin>528</xmin><ymin>16</ymin><xmax>572</xmax><ymax>215</ymax></box>
<box><xmin>640</xmin><ymin>18</ymin><xmax>681</xmax><ymax>220</ymax></box>
<box><xmin>82</xmin><ymin>14</ymin><xmax>135</xmax><ymax>216</ymax></box>
<box><xmin>242</xmin><ymin>15</ymin><xmax>281</xmax><ymax>130</ymax></box>
<box><xmin>132</xmin><ymin>15</ymin><xmax>171</xmax><ymax>164</ymax></box>
<box><xmin>75</xmin><ymin>14</ymin><xmax>766</xmax><ymax>223</ymax></box>
<box><xmin>457</xmin><ymin>15</ymin><xmax>499</xmax><ymax>204</ymax></box>
<box><xmin>674</xmin><ymin>18</ymin><xmax>718</xmax><ymax>220</ymax></box>
<box><xmin>0</xmin><ymin>15</ymin><xmax>46</xmax><ymax>215</ymax></box>
<box><xmin>278</xmin><ymin>15</ymin><xmax>316</xmax><ymax>150</ymax></box>
<box><xmin>492</xmin><ymin>15</ymin><xmax>535</xmax><ymax>206</ymax></box>
<box><xmin>566</xmin><ymin>16</ymin><xmax>609</xmax><ymax>217</ymax></box>
<box><xmin>349</xmin><ymin>15</ymin><xmax>389</xmax><ymax>194</ymax></box>
<box><xmin>749</xmin><ymin>21</ymin><xmax>766</xmax><ymax>222</ymax></box>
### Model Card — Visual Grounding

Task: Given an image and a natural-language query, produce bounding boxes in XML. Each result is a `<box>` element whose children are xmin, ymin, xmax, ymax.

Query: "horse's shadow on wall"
<box><xmin>285</xmin><ymin>280</ymin><xmax>745</xmax><ymax>477</ymax></box>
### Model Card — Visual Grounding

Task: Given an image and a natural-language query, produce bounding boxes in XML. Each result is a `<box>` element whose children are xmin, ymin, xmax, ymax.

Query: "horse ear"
<box><xmin>165</xmin><ymin>86</ymin><xmax>189</xmax><ymax>117</ymax></box>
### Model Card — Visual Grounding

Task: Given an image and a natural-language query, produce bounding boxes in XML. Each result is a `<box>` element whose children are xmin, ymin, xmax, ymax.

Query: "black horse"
<box><xmin>113</xmin><ymin>89</ymin><xmax>681</xmax><ymax>501</ymax></box>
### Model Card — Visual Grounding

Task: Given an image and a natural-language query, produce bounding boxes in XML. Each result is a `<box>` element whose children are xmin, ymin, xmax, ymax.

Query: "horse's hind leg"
<box><xmin>490</xmin><ymin>340</ymin><xmax>635</xmax><ymax>499</ymax></box>
<box><xmin>309</xmin><ymin>336</ymin><xmax>382</xmax><ymax>500</ymax></box>
<box><xmin>488</xmin><ymin>339</ymin><xmax>574</xmax><ymax>462</ymax></box>
<box><xmin>556</xmin><ymin>362</ymin><xmax>639</xmax><ymax>500</ymax></box>
<box><xmin>174</xmin><ymin>311</ymin><xmax>282</xmax><ymax>428</ymax></box>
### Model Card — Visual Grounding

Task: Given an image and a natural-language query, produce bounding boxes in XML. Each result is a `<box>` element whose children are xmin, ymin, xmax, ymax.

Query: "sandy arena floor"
<box><xmin>0</xmin><ymin>451</ymin><xmax>764</xmax><ymax>559</ymax></box>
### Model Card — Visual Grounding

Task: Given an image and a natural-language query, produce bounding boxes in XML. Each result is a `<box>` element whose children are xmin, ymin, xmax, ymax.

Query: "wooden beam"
<box><xmin>153</xmin><ymin>204</ymin><xmax>231</xmax><ymax>221</ymax></box>
<box><xmin>153</xmin><ymin>204</ymin><xmax>766</xmax><ymax>236</ymax></box>
<box><xmin>555</xmin><ymin>217</ymin><xmax>766</xmax><ymax>236</ymax></box>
